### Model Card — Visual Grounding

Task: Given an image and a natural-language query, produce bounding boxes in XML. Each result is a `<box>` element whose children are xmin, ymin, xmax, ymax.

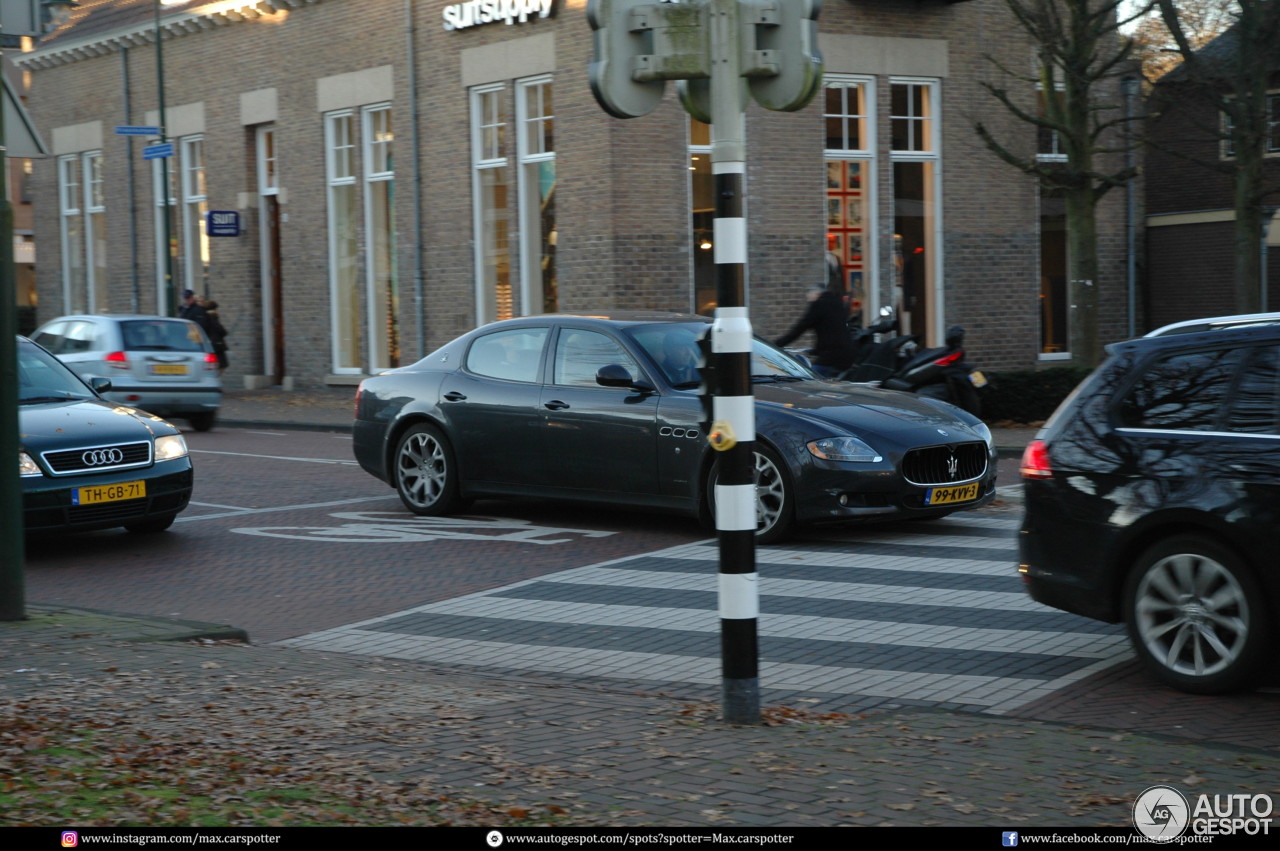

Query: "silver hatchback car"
<box><xmin>32</xmin><ymin>314</ymin><xmax>222</xmax><ymax>431</ymax></box>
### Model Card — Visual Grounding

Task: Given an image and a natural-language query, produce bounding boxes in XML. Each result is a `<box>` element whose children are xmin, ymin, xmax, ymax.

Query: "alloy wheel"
<box><xmin>1132</xmin><ymin>551</ymin><xmax>1250</xmax><ymax>679</ymax></box>
<box><xmin>753</xmin><ymin>451</ymin><xmax>787</xmax><ymax>536</ymax></box>
<box><xmin>396</xmin><ymin>429</ymin><xmax>449</xmax><ymax>510</ymax></box>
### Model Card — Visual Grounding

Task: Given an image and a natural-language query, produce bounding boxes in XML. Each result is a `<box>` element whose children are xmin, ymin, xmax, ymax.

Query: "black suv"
<box><xmin>1019</xmin><ymin>313</ymin><xmax>1280</xmax><ymax>694</ymax></box>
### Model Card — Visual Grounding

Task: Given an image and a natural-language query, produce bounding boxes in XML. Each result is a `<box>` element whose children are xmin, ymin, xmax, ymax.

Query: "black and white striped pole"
<box><xmin>588</xmin><ymin>0</ymin><xmax>822</xmax><ymax>725</ymax></box>
<box><xmin>703</xmin><ymin>0</ymin><xmax>760</xmax><ymax>725</ymax></box>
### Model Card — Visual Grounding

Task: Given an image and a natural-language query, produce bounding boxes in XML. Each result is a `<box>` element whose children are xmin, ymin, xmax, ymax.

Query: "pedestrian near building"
<box><xmin>774</xmin><ymin>280</ymin><xmax>858</xmax><ymax>378</ymax></box>
<box><xmin>178</xmin><ymin>289</ymin><xmax>209</xmax><ymax>329</ymax></box>
<box><xmin>203</xmin><ymin>300</ymin><xmax>229</xmax><ymax>373</ymax></box>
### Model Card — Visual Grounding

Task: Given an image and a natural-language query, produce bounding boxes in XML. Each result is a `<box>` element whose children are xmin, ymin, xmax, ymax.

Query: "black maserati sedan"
<box><xmin>18</xmin><ymin>335</ymin><xmax>193</xmax><ymax>535</ymax></box>
<box><xmin>353</xmin><ymin>313</ymin><xmax>997</xmax><ymax>544</ymax></box>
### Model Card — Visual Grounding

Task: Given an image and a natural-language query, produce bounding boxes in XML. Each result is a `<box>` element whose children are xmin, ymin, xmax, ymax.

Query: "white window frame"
<box><xmin>823</xmin><ymin>75</ymin><xmax>878</xmax><ymax>315</ymax></box>
<box><xmin>57</xmin><ymin>154</ymin><xmax>83</xmax><ymax>313</ymax></box>
<box><xmin>361</xmin><ymin>103</ymin><xmax>397</xmax><ymax>372</ymax></box>
<box><xmin>257</xmin><ymin>124</ymin><xmax>278</xmax><ymax>195</ymax></box>
<box><xmin>470</xmin><ymin>82</ymin><xmax>510</xmax><ymax>324</ymax></box>
<box><xmin>257</xmin><ymin>124</ymin><xmax>279</xmax><ymax>377</ymax></box>
<box><xmin>515</xmin><ymin>75</ymin><xmax>555</xmax><ymax>316</ymax></box>
<box><xmin>688</xmin><ymin>118</ymin><xmax>713</xmax><ymax>313</ymax></box>
<box><xmin>889</xmin><ymin>77</ymin><xmax>944</xmax><ymax>345</ymax></box>
<box><xmin>179</xmin><ymin>135</ymin><xmax>209</xmax><ymax>295</ymax></box>
<box><xmin>325</xmin><ymin>109</ymin><xmax>361</xmax><ymax>374</ymax></box>
<box><xmin>57</xmin><ymin>152</ymin><xmax>108</xmax><ymax>314</ymax></box>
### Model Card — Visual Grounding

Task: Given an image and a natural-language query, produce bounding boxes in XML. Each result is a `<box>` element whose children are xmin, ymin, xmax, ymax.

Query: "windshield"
<box><xmin>17</xmin><ymin>338</ymin><xmax>96</xmax><ymax>403</ymax></box>
<box><xmin>121</xmin><ymin>319</ymin><xmax>207</xmax><ymax>352</ymax></box>
<box><xmin>626</xmin><ymin>322</ymin><xmax>816</xmax><ymax>389</ymax></box>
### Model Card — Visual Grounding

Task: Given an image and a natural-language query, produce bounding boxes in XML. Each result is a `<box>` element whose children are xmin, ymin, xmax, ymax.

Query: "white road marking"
<box><xmin>176</xmin><ymin>494</ymin><xmax>396</xmax><ymax>522</ymax></box>
<box><xmin>189</xmin><ymin>449</ymin><xmax>358</xmax><ymax>465</ymax></box>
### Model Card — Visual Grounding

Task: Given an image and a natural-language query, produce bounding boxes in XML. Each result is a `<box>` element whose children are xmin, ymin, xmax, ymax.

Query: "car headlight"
<box><xmin>973</xmin><ymin>421</ymin><xmax>994</xmax><ymax>450</ymax></box>
<box><xmin>19</xmin><ymin>451</ymin><xmax>42</xmax><ymax>477</ymax></box>
<box><xmin>807</xmin><ymin>436</ymin><xmax>882</xmax><ymax>463</ymax></box>
<box><xmin>154</xmin><ymin>434</ymin><xmax>189</xmax><ymax>462</ymax></box>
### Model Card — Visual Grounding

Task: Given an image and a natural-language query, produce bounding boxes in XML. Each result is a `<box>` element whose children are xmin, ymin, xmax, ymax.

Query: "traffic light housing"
<box><xmin>589</xmin><ymin>1</ymin><xmax>711</xmax><ymax>119</ymax></box>
<box><xmin>696</xmin><ymin>326</ymin><xmax>716</xmax><ymax>431</ymax></box>
<box><xmin>742</xmin><ymin>0</ymin><xmax>823</xmax><ymax>112</ymax></box>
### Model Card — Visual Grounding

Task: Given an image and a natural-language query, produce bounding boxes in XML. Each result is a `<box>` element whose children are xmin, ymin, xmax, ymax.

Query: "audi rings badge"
<box><xmin>82</xmin><ymin>448</ymin><xmax>125</xmax><ymax>466</ymax></box>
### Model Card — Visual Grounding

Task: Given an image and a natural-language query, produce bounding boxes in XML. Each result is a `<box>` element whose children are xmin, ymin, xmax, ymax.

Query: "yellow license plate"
<box><xmin>969</xmin><ymin>370</ymin><xmax>988</xmax><ymax>388</ymax></box>
<box><xmin>150</xmin><ymin>364</ymin><xmax>189</xmax><ymax>375</ymax></box>
<box><xmin>72</xmin><ymin>480</ymin><xmax>146</xmax><ymax>506</ymax></box>
<box><xmin>925</xmin><ymin>482</ymin><xmax>980</xmax><ymax>506</ymax></box>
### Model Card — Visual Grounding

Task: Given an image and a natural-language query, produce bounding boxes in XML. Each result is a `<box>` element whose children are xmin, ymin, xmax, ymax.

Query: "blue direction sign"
<box><xmin>206</xmin><ymin>211</ymin><xmax>241</xmax><ymax>237</ymax></box>
<box><xmin>142</xmin><ymin>142</ymin><xmax>174</xmax><ymax>160</ymax></box>
<box><xmin>116</xmin><ymin>125</ymin><xmax>161</xmax><ymax>136</ymax></box>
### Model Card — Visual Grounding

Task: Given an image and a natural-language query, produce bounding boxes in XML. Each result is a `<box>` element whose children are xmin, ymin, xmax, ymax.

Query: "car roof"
<box><xmin>481</xmin><ymin>311</ymin><xmax>711</xmax><ymax>329</ymax></box>
<box><xmin>40</xmin><ymin>314</ymin><xmax>194</xmax><ymax>323</ymax></box>
<box><xmin>1145</xmin><ymin>312</ymin><xmax>1280</xmax><ymax>337</ymax></box>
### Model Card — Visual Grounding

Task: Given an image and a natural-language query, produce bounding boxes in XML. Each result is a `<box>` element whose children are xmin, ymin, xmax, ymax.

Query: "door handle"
<box><xmin>544</xmin><ymin>400</ymin><xmax>570</xmax><ymax>410</ymax></box>
<box><xmin>443</xmin><ymin>391</ymin><xmax>467</xmax><ymax>402</ymax></box>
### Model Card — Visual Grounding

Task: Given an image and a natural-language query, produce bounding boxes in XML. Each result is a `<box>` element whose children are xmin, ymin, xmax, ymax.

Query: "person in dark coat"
<box><xmin>203</xmin><ymin>299</ymin><xmax>229</xmax><ymax>373</ymax></box>
<box><xmin>774</xmin><ymin>280</ymin><xmax>858</xmax><ymax>378</ymax></box>
<box><xmin>178</xmin><ymin>289</ymin><xmax>209</xmax><ymax>329</ymax></box>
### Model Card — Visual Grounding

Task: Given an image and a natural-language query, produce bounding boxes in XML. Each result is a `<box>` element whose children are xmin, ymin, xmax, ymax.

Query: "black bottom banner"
<box><xmin>3</xmin><ymin>825</ymin><xmax>1276</xmax><ymax>851</ymax></box>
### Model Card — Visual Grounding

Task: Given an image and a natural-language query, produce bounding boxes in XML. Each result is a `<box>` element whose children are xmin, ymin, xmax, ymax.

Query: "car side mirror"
<box><xmin>596</xmin><ymin>364</ymin><xmax>654</xmax><ymax>393</ymax></box>
<box><xmin>89</xmin><ymin>376</ymin><xmax>112</xmax><ymax>394</ymax></box>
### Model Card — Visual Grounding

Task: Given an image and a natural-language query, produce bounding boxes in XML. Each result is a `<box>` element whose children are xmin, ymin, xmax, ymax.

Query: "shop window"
<box><xmin>472</xmin><ymin>79</ymin><xmax>554</xmax><ymax>323</ymax></box>
<box><xmin>517</xmin><ymin>77</ymin><xmax>556</xmax><ymax>315</ymax></box>
<box><xmin>325</xmin><ymin>106</ymin><xmax>397</xmax><ymax>374</ymax></box>
<box><xmin>890</xmin><ymin>79</ymin><xmax>941</xmax><ymax>344</ymax></box>
<box><xmin>824</xmin><ymin>77</ymin><xmax>875</xmax><ymax>322</ymax></box>
<box><xmin>179</xmin><ymin>136</ymin><xmax>209</xmax><ymax>298</ymax></box>
<box><xmin>364</xmin><ymin>105</ymin><xmax>398</xmax><ymax>371</ymax></box>
<box><xmin>471</xmin><ymin>84</ymin><xmax>512</xmax><ymax>323</ymax></box>
<box><xmin>689</xmin><ymin>118</ymin><xmax>714</xmax><ymax>314</ymax></box>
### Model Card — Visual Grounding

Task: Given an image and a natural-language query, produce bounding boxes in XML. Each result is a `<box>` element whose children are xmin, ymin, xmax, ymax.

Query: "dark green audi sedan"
<box><xmin>17</xmin><ymin>336</ymin><xmax>194</xmax><ymax>535</ymax></box>
<box><xmin>353</xmin><ymin>313</ymin><xmax>997</xmax><ymax>544</ymax></box>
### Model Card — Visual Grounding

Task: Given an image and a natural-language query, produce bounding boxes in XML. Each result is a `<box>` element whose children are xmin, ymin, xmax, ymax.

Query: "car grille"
<box><xmin>902</xmin><ymin>441</ymin><xmax>988</xmax><ymax>485</ymax></box>
<box><xmin>41</xmin><ymin>441</ymin><xmax>152</xmax><ymax>475</ymax></box>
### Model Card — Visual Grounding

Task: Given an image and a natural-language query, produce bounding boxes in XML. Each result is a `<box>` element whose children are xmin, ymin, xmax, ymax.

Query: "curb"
<box><xmin>19</xmin><ymin>603</ymin><xmax>251</xmax><ymax>645</ymax></box>
<box><xmin>217</xmin><ymin>418</ymin><xmax>351</xmax><ymax>434</ymax></box>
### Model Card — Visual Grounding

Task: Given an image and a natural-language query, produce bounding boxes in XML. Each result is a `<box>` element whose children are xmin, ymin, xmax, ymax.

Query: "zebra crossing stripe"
<box><xmin>277</xmin><ymin>513</ymin><xmax>1129</xmax><ymax>714</ymax></box>
<box><xmin>280</xmin><ymin>628</ymin><xmax>1122</xmax><ymax>710</ymax></box>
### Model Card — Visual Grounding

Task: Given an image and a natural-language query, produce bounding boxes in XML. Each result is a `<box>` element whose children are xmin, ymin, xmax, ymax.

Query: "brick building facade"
<box><xmin>17</xmin><ymin>0</ymin><xmax>1132</xmax><ymax>390</ymax></box>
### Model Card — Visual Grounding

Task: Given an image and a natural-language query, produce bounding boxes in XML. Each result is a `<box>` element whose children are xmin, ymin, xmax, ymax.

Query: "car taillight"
<box><xmin>354</xmin><ymin>382</ymin><xmax>364</xmax><ymax>419</ymax></box>
<box><xmin>204</xmin><ymin>353</ymin><xmax>219</xmax><ymax>370</ymax></box>
<box><xmin>1020</xmin><ymin>439</ymin><xmax>1053</xmax><ymax>480</ymax></box>
<box><xmin>934</xmin><ymin>349</ymin><xmax>964</xmax><ymax>367</ymax></box>
<box><xmin>105</xmin><ymin>351</ymin><xmax>130</xmax><ymax>369</ymax></box>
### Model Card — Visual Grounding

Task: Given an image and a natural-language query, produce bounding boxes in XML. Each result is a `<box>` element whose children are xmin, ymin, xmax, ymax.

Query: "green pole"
<box><xmin>0</xmin><ymin>39</ymin><xmax>27</xmax><ymax>621</ymax></box>
<box><xmin>155</xmin><ymin>0</ymin><xmax>176</xmax><ymax>316</ymax></box>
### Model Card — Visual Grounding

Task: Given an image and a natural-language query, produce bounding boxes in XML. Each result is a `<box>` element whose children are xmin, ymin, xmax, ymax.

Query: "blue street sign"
<box><xmin>116</xmin><ymin>125</ymin><xmax>161</xmax><ymax>136</ymax></box>
<box><xmin>206</xmin><ymin>211</ymin><xmax>241</xmax><ymax>237</ymax></box>
<box><xmin>142</xmin><ymin>142</ymin><xmax>174</xmax><ymax>160</ymax></box>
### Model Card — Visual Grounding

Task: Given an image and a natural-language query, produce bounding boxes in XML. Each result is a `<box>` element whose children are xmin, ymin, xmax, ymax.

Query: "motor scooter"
<box><xmin>837</xmin><ymin>307</ymin><xmax>919</xmax><ymax>383</ymax></box>
<box><xmin>880</xmin><ymin>325</ymin><xmax>987</xmax><ymax>416</ymax></box>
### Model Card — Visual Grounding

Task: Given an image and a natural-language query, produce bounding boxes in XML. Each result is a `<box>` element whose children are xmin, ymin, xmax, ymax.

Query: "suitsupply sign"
<box><xmin>442</xmin><ymin>0</ymin><xmax>556</xmax><ymax>31</ymax></box>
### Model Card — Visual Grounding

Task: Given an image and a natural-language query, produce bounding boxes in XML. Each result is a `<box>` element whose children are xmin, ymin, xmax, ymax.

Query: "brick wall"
<box><xmin>23</xmin><ymin>0</ymin><xmax>1134</xmax><ymax>389</ymax></box>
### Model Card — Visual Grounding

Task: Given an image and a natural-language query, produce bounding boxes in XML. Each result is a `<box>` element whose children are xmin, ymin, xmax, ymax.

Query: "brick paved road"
<box><xmin>22</xmin><ymin>428</ymin><xmax>706</xmax><ymax>642</ymax></box>
<box><xmin>24</xmin><ymin>426</ymin><xmax>1280</xmax><ymax>753</ymax></box>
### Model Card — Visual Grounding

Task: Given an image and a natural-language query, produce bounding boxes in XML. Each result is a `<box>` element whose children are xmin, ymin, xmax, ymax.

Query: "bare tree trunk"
<box><xmin>1066</xmin><ymin>185</ymin><xmax>1102</xmax><ymax>365</ymax></box>
<box><xmin>1234</xmin><ymin>176</ymin><xmax>1264</xmax><ymax>312</ymax></box>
